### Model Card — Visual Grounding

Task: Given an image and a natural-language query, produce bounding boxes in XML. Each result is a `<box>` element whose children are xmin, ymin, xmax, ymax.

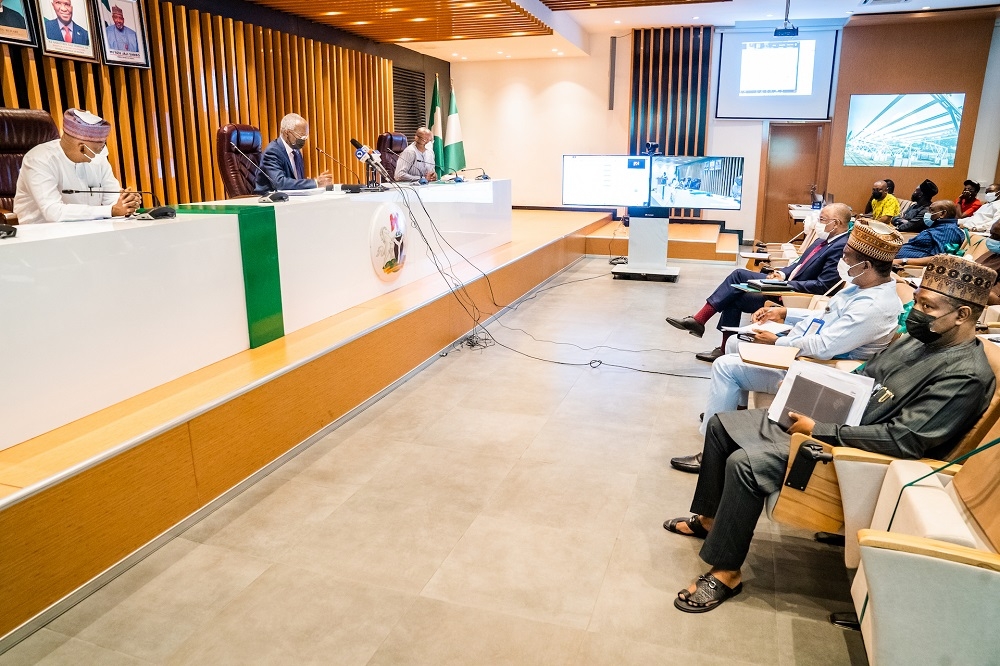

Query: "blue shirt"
<box><xmin>896</xmin><ymin>220</ymin><xmax>965</xmax><ymax>259</ymax></box>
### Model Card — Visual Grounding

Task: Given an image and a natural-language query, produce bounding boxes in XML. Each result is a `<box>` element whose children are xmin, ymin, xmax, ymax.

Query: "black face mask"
<box><xmin>291</xmin><ymin>137</ymin><xmax>306</xmax><ymax>150</ymax></box>
<box><xmin>911</xmin><ymin>192</ymin><xmax>921</xmax><ymax>202</ymax></box>
<box><xmin>905</xmin><ymin>308</ymin><xmax>955</xmax><ymax>344</ymax></box>
<box><xmin>872</xmin><ymin>190</ymin><xmax>885</xmax><ymax>201</ymax></box>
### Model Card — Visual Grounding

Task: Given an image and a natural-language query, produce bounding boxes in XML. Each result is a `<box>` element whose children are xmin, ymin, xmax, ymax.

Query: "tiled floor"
<box><xmin>0</xmin><ymin>257</ymin><xmax>868</xmax><ymax>665</ymax></box>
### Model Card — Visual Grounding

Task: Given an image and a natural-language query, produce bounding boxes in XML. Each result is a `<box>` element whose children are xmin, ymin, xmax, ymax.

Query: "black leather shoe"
<box><xmin>695</xmin><ymin>347</ymin><xmax>723</xmax><ymax>363</ymax></box>
<box><xmin>666</xmin><ymin>316</ymin><xmax>705</xmax><ymax>338</ymax></box>
<box><xmin>670</xmin><ymin>452</ymin><xmax>702</xmax><ymax>474</ymax></box>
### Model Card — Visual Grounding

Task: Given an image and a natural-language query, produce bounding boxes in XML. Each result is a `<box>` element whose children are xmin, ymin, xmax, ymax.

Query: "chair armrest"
<box><xmin>832</xmin><ymin>447</ymin><xmax>959</xmax><ymax>476</ymax></box>
<box><xmin>1</xmin><ymin>208</ymin><xmax>16</xmax><ymax>224</ymax></box>
<box><xmin>858</xmin><ymin>529</ymin><xmax>1000</xmax><ymax>572</ymax></box>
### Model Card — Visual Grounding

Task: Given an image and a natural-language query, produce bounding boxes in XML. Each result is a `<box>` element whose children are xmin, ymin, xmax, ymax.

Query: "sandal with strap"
<box><xmin>663</xmin><ymin>515</ymin><xmax>709</xmax><ymax>539</ymax></box>
<box><xmin>674</xmin><ymin>573</ymin><xmax>743</xmax><ymax>613</ymax></box>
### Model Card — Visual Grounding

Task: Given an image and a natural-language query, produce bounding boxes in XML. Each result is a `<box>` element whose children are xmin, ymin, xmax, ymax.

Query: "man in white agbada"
<box><xmin>13</xmin><ymin>108</ymin><xmax>141</xmax><ymax>224</ymax></box>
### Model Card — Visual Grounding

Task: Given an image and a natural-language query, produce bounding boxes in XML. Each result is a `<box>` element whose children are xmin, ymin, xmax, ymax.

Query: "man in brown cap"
<box><xmin>670</xmin><ymin>221</ymin><xmax>906</xmax><ymax>474</ymax></box>
<box><xmin>13</xmin><ymin>108</ymin><xmax>141</xmax><ymax>224</ymax></box>
<box><xmin>663</xmin><ymin>253</ymin><xmax>996</xmax><ymax>612</ymax></box>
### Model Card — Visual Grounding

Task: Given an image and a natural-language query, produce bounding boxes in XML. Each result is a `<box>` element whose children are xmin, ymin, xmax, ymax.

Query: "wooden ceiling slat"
<box><xmin>246</xmin><ymin>0</ymin><xmax>552</xmax><ymax>42</ymax></box>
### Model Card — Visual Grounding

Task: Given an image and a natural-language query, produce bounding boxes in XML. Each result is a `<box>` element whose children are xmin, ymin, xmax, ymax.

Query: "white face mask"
<box><xmin>987</xmin><ymin>192</ymin><xmax>998</xmax><ymax>203</ymax></box>
<box><xmin>837</xmin><ymin>259</ymin><xmax>865</xmax><ymax>284</ymax></box>
<box><xmin>83</xmin><ymin>145</ymin><xmax>109</xmax><ymax>166</ymax></box>
<box><xmin>815</xmin><ymin>227</ymin><xmax>831</xmax><ymax>241</ymax></box>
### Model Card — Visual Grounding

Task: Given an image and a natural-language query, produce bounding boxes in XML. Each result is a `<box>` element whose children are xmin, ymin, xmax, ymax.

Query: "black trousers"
<box><xmin>690</xmin><ymin>415</ymin><xmax>768</xmax><ymax>571</ymax></box>
<box><xmin>705</xmin><ymin>268</ymin><xmax>769</xmax><ymax>331</ymax></box>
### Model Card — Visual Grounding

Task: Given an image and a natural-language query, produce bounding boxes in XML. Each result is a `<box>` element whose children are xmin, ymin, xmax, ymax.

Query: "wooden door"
<box><xmin>758</xmin><ymin>123</ymin><xmax>829</xmax><ymax>243</ymax></box>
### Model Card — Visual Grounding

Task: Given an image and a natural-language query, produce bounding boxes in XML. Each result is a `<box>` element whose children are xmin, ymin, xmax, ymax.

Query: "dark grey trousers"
<box><xmin>690</xmin><ymin>415</ymin><xmax>768</xmax><ymax>571</ymax></box>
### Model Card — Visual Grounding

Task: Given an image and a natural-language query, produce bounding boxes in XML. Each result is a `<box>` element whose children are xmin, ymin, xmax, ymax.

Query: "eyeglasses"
<box><xmin>818</xmin><ymin>217</ymin><xmax>839</xmax><ymax>224</ymax></box>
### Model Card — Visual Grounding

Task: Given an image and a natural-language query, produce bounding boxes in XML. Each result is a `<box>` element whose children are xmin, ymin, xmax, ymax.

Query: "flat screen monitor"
<box><xmin>562</xmin><ymin>155</ymin><xmax>651</xmax><ymax>207</ymax></box>
<box><xmin>843</xmin><ymin>93</ymin><xmax>965</xmax><ymax>168</ymax></box>
<box><xmin>716</xmin><ymin>29</ymin><xmax>839</xmax><ymax>120</ymax></box>
<box><xmin>648</xmin><ymin>156</ymin><xmax>745</xmax><ymax>211</ymax></box>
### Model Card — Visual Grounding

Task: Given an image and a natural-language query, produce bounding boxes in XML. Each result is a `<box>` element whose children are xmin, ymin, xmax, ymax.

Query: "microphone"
<box><xmin>315</xmin><ymin>146</ymin><xmax>364</xmax><ymax>185</ymax></box>
<box><xmin>60</xmin><ymin>188</ymin><xmax>176</xmax><ymax>219</ymax></box>
<box><xmin>229</xmin><ymin>141</ymin><xmax>289</xmax><ymax>203</ymax></box>
<box><xmin>440</xmin><ymin>168</ymin><xmax>464</xmax><ymax>183</ymax></box>
<box><xmin>349</xmin><ymin>138</ymin><xmax>392</xmax><ymax>182</ymax></box>
<box><xmin>460</xmin><ymin>167</ymin><xmax>491</xmax><ymax>181</ymax></box>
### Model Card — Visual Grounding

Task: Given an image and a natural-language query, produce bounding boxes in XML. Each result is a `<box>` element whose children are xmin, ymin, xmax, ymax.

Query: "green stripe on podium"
<box><xmin>177</xmin><ymin>204</ymin><xmax>285</xmax><ymax>348</ymax></box>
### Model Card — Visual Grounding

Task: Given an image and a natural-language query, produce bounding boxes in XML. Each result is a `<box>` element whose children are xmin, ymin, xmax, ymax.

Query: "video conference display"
<box><xmin>562</xmin><ymin>154</ymin><xmax>745</xmax><ymax>211</ymax></box>
<box><xmin>844</xmin><ymin>93</ymin><xmax>965</xmax><ymax>168</ymax></box>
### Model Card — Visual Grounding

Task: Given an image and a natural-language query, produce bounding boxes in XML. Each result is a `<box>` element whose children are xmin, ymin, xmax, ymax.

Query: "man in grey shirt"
<box><xmin>394</xmin><ymin>127</ymin><xmax>437</xmax><ymax>182</ymax></box>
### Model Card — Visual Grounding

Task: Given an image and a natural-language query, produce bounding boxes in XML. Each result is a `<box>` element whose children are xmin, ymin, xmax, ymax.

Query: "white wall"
<box><xmin>451</xmin><ymin>32</ymin><xmax>631</xmax><ymax>207</ymax></box>
<box><xmin>968</xmin><ymin>21</ymin><xmax>1000</xmax><ymax>187</ymax></box>
<box><xmin>452</xmin><ymin>30</ymin><xmax>764</xmax><ymax>239</ymax></box>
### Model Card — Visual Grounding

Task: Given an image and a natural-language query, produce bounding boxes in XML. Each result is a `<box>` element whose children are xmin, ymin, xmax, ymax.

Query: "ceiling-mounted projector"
<box><xmin>775</xmin><ymin>0</ymin><xmax>798</xmax><ymax>36</ymax></box>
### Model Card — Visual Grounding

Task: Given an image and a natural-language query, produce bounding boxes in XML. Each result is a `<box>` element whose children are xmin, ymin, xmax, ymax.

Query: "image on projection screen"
<box><xmin>649</xmin><ymin>156</ymin><xmax>744</xmax><ymax>210</ymax></box>
<box><xmin>844</xmin><ymin>93</ymin><xmax>965</xmax><ymax>167</ymax></box>
<box><xmin>739</xmin><ymin>40</ymin><xmax>816</xmax><ymax>96</ymax></box>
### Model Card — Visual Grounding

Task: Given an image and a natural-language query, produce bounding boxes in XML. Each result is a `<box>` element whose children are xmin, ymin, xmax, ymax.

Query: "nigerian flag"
<box><xmin>428</xmin><ymin>75</ymin><xmax>445</xmax><ymax>179</ymax></box>
<box><xmin>443</xmin><ymin>85</ymin><xmax>466</xmax><ymax>174</ymax></box>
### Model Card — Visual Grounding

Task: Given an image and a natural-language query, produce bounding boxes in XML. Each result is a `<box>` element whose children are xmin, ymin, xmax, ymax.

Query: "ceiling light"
<box><xmin>613</xmin><ymin>19</ymin><xmax>620</xmax><ymax>24</ymax></box>
<box><xmin>323</xmin><ymin>10</ymin><xmax>342</xmax><ymax>15</ymax></box>
<box><xmin>461</xmin><ymin>56</ymin><xmax>468</xmax><ymax>60</ymax></box>
<box><xmin>396</xmin><ymin>37</ymin><xmax>414</xmax><ymax>41</ymax></box>
<box><xmin>409</xmin><ymin>17</ymin><xmax>429</xmax><ymax>21</ymax></box>
<box><xmin>692</xmin><ymin>16</ymin><xmax>699</xmax><ymax>19</ymax></box>
<box><xmin>351</xmin><ymin>20</ymin><xmax>370</xmax><ymax>24</ymax></box>
<box><xmin>766</xmin><ymin>13</ymin><xmax>773</xmax><ymax>17</ymax></box>
<box><xmin>505</xmin><ymin>55</ymin><xmax>511</xmax><ymax>58</ymax></box>
<box><xmin>922</xmin><ymin>5</ymin><xmax>931</xmax><ymax>8</ymax></box>
<box><xmin>385</xmin><ymin>7</ymin><xmax>404</xmax><ymax>12</ymax></box>
<box><xmin>557</xmin><ymin>52</ymin><xmax>564</xmax><ymax>56</ymax></box>
<box><xmin>452</xmin><ymin>52</ymin><xmax>459</xmax><ymax>56</ymax></box>
<box><xmin>551</xmin><ymin>48</ymin><xmax>558</xmax><ymax>52</ymax></box>
<box><xmin>509</xmin><ymin>31</ymin><xmax>527</xmax><ymax>36</ymax></box>
<box><xmin>480</xmin><ymin>12</ymin><xmax>497</xmax><ymax>18</ymax></box>
<box><xmin>497</xmin><ymin>50</ymin><xmax>503</xmax><ymax>54</ymax></box>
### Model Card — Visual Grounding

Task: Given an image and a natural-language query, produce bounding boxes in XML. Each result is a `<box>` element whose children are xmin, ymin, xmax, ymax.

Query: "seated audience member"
<box><xmin>864</xmin><ymin>180</ymin><xmax>900</xmax><ymax>223</ymax></box>
<box><xmin>893</xmin><ymin>179</ymin><xmax>938</xmax><ymax>232</ymax></box>
<box><xmin>394</xmin><ymin>127</ymin><xmax>437</xmax><ymax>183</ymax></box>
<box><xmin>894</xmin><ymin>200</ymin><xmax>964</xmax><ymax>263</ymax></box>
<box><xmin>961</xmin><ymin>183</ymin><xmax>1000</xmax><ymax>232</ymax></box>
<box><xmin>663</xmin><ymin>254</ymin><xmax>997</xmax><ymax>613</ymax></box>
<box><xmin>256</xmin><ymin>113</ymin><xmax>332</xmax><ymax>194</ymax></box>
<box><xmin>900</xmin><ymin>219</ymin><xmax>1000</xmax><ymax>306</ymax></box>
<box><xmin>957</xmin><ymin>180</ymin><xmax>982</xmax><ymax>218</ymax></box>
<box><xmin>13</xmin><ymin>108</ymin><xmax>141</xmax><ymax>224</ymax></box>
<box><xmin>670</xmin><ymin>222</ymin><xmax>904</xmax><ymax>474</ymax></box>
<box><xmin>667</xmin><ymin>204</ymin><xmax>851</xmax><ymax>363</ymax></box>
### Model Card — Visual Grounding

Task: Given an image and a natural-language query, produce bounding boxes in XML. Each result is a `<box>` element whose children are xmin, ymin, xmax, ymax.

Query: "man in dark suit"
<box><xmin>667</xmin><ymin>203</ymin><xmax>852</xmax><ymax>362</ymax></box>
<box><xmin>44</xmin><ymin>0</ymin><xmax>89</xmax><ymax>45</ymax></box>
<box><xmin>255</xmin><ymin>113</ymin><xmax>332</xmax><ymax>194</ymax></box>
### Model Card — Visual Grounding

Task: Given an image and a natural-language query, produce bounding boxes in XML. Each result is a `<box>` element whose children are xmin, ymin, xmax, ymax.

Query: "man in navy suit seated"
<box><xmin>255</xmin><ymin>113</ymin><xmax>332</xmax><ymax>194</ymax></box>
<box><xmin>666</xmin><ymin>203</ymin><xmax>852</xmax><ymax>363</ymax></box>
<box><xmin>44</xmin><ymin>0</ymin><xmax>89</xmax><ymax>46</ymax></box>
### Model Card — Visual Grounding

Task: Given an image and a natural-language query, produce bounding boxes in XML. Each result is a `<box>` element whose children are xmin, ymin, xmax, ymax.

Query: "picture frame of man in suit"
<box><xmin>0</xmin><ymin>0</ymin><xmax>36</xmax><ymax>46</ymax></box>
<box><xmin>99</xmin><ymin>0</ymin><xmax>149</xmax><ymax>68</ymax></box>
<box><xmin>38</xmin><ymin>0</ymin><xmax>98</xmax><ymax>61</ymax></box>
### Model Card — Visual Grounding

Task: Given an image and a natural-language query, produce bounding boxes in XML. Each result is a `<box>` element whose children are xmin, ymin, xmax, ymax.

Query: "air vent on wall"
<box><xmin>859</xmin><ymin>0</ymin><xmax>912</xmax><ymax>6</ymax></box>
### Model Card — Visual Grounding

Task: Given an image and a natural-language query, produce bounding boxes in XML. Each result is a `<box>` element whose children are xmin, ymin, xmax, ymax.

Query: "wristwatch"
<box><xmin>901</xmin><ymin>259</ymin><xmax>908</xmax><ymax>266</ymax></box>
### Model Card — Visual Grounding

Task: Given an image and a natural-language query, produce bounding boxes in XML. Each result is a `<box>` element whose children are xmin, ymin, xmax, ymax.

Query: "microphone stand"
<box><xmin>349</xmin><ymin>138</ymin><xmax>392</xmax><ymax>190</ymax></box>
<box><xmin>229</xmin><ymin>141</ymin><xmax>289</xmax><ymax>203</ymax></box>
<box><xmin>315</xmin><ymin>146</ymin><xmax>365</xmax><ymax>191</ymax></box>
<box><xmin>460</xmin><ymin>167</ymin><xmax>491</xmax><ymax>181</ymax></box>
<box><xmin>60</xmin><ymin>188</ymin><xmax>176</xmax><ymax>219</ymax></box>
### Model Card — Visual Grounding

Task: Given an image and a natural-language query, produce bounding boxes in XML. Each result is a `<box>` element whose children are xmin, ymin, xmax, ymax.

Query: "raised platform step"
<box><xmin>585</xmin><ymin>220</ymin><xmax>740</xmax><ymax>262</ymax></box>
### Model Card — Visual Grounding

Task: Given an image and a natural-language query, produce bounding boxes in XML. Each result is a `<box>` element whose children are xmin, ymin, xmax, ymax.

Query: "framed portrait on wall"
<box><xmin>37</xmin><ymin>0</ymin><xmax>99</xmax><ymax>62</ymax></box>
<box><xmin>0</xmin><ymin>0</ymin><xmax>38</xmax><ymax>47</ymax></box>
<box><xmin>96</xmin><ymin>0</ymin><xmax>149</xmax><ymax>68</ymax></box>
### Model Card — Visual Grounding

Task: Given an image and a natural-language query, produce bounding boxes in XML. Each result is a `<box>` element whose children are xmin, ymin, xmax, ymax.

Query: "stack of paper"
<box><xmin>768</xmin><ymin>361</ymin><xmax>874</xmax><ymax>429</ymax></box>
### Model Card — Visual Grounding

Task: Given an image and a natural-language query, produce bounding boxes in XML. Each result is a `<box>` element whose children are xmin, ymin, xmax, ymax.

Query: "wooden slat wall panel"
<box><xmin>630</xmin><ymin>26</ymin><xmax>713</xmax><ymax>219</ymax></box>
<box><xmin>1</xmin><ymin>0</ymin><xmax>394</xmax><ymax>205</ymax></box>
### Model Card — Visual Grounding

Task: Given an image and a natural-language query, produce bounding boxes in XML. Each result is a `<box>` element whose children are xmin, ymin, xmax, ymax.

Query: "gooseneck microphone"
<box><xmin>315</xmin><ymin>146</ymin><xmax>364</xmax><ymax>185</ymax></box>
<box><xmin>229</xmin><ymin>141</ymin><xmax>289</xmax><ymax>203</ymax></box>
<box><xmin>460</xmin><ymin>167</ymin><xmax>491</xmax><ymax>181</ymax></box>
<box><xmin>60</xmin><ymin>188</ymin><xmax>176</xmax><ymax>219</ymax></box>
<box><xmin>440</xmin><ymin>168</ymin><xmax>464</xmax><ymax>183</ymax></box>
